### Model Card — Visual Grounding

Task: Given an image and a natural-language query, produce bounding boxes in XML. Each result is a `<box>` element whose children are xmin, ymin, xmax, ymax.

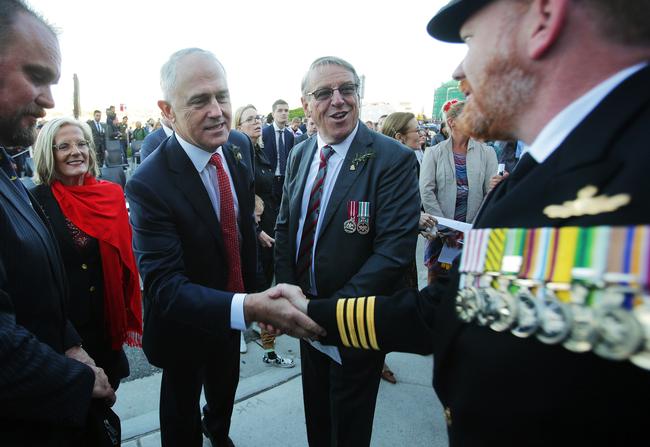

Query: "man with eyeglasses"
<box><xmin>274</xmin><ymin>56</ymin><xmax>420</xmax><ymax>447</ymax></box>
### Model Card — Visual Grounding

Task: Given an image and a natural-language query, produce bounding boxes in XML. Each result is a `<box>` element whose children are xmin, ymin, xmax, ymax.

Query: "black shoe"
<box><xmin>201</xmin><ymin>418</ymin><xmax>235</xmax><ymax>447</ymax></box>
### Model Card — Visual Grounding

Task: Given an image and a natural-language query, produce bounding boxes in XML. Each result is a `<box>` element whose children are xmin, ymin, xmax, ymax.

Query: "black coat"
<box><xmin>309</xmin><ymin>66</ymin><xmax>650</xmax><ymax>446</ymax></box>
<box><xmin>31</xmin><ymin>184</ymin><xmax>129</xmax><ymax>388</ymax></box>
<box><xmin>0</xmin><ymin>150</ymin><xmax>94</xmax><ymax>444</ymax></box>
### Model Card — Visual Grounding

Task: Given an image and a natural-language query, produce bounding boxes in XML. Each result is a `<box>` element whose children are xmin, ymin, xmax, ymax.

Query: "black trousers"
<box><xmin>159</xmin><ymin>332</ymin><xmax>240</xmax><ymax>447</ymax></box>
<box><xmin>300</xmin><ymin>339</ymin><xmax>385</xmax><ymax>447</ymax></box>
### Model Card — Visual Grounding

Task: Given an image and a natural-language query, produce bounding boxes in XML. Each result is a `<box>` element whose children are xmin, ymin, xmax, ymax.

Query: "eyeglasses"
<box><xmin>240</xmin><ymin>115</ymin><xmax>264</xmax><ymax>125</ymax></box>
<box><xmin>53</xmin><ymin>140</ymin><xmax>90</xmax><ymax>153</ymax></box>
<box><xmin>307</xmin><ymin>83</ymin><xmax>358</xmax><ymax>101</ymax></box>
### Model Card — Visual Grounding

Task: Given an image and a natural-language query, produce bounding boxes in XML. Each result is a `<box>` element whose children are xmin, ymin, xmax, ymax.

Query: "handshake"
<box><xmin>243</xmin><ymin>284</ymin><xmax>326</xmax><ymax>340</ymax></box>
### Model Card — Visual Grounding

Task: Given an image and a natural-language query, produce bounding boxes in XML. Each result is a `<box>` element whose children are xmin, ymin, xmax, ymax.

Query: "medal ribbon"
<box><xmin>501</xmin><ymin>228</ymin><xmax>526</xmax><ymax>275</ymax></box>
<box><xmin>532</xmin><ymin>228</ymin><xmax>552</xmax><ymax>282</ymax></box>
<box><xmin>547</xmin><ymin>227</ymin><xmax>579</xmax><ymax>302</ymax></box>
<box><xmin>475</xmin><ymin>229</ymin><xmax>491</xmax><ymax>274</ymax></box>
<box><xmin>485</xmin><ymin>228</ymin><xmax>506</xmax><ymax>273</ymax></box>
<box><xmin>359</xmin><ymin>201</ymin><xmax>369</xmax><ymax>220</ymax></box>
<box><xmin>347</xmin><ymin>201</ymin><xmax>358</xmax><ymax>225</ymax></box>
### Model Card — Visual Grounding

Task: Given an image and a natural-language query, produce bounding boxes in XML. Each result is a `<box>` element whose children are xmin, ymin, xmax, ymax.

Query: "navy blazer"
<box><xmin>0</xmin><ymin>153</ymin><xmax>94</xmax><ymax>440</ymax></box>
<box><xmin>309</xmin><ymin>66</ymin><xmax>650</xmax><ymax>446</ymax></box>
<box><xmin>126</xmin><ymin>135</ymin><xmax>257</xmax><ymax>368</ymax></box>
<box><xmin>261</xmin><ymin>124</ymin><xmax>294</xmax><ymax>174</ymax></box>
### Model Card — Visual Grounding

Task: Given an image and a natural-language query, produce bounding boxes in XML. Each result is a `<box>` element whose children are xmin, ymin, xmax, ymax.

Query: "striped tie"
<box><xmin>485</xmin><ymin>228</ymin><xmax>506</xmax><ymax>272</ymax></box>
<box><xmin>296</xmin><ymin>145</ymin><xmax>334</xmax><ymax>291</ymax></box>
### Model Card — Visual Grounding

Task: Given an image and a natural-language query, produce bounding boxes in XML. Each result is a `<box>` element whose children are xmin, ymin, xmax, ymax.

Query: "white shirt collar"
<box><xmin>316</xmin><ymin>122</ymin><xmax>359</xmax><ymax>158</ymax></box>
<box><xmin>273</xmin><ymin>122</ymin><xmax>284</xmax><ymax>133</ymax></box>
<box><xmin>175</xmin><ymin>133</ymin><xmax>222</xmax><ymax>173</ymax></box>
<box><xmin>526</xmin><ymin>62</ymin><xmax>647</xmax><ymax>163</ymax></box>
<box><xmin>162</xmin><ymin>122</ymin><xmax>173</xmax><ymax>137</ymax></box>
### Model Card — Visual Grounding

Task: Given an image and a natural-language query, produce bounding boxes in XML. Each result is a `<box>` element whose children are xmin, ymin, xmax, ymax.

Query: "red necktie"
<box><xmin>296</xmin><ymin>145</ymin><xmax>334</xmax><ymax>290</ymax></box>
<box><xmin>209</xmin><ymin>153</ymin><xmax>244</xmax><ymax>292</ymax></box>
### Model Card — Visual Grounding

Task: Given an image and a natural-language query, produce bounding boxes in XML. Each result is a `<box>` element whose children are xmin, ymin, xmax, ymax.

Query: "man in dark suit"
<box><xmin>87</xmin><ymin>109</ymin><xmax>106</xmax><ymax>166</ymax></box>
<box><xmin>274</xmin><ymin>56</ymin><xmax>420</xmax><ymax>446</ymax></box>
<box><xmin>0</xmin><ymin>1</ymin><xmax>115</xmax><ymax>444</ymax></box>
<box><xmin>261</xmin><ymin>99</ymin><xmax>294</xmax><ymax>213</ymax></box>
<box><xmin>303</xmin><ymin>0</ymin><xmax>650</xmax><ymax>445</ymax></box>
<box><xmin>126</xmin><ymin>48</ymin><xmax>322</xmax><ymax>447</ymax></box>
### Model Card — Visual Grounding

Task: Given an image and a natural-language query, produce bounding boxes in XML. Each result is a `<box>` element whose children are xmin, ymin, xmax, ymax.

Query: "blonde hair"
<box><xmin>234</xmin><ymin>104</ymin><xmax>263</xmax><ymax>147</ymax></box>
<box><xmin>381</xmin><ymin>112</ymin><xmax>415</xmax><ymax>140</ymax></box>
<box><xmin>444</xmin><ymin>100</ymin><xmax>465</xmax><ymax>123</ymax></box>
<box><xmin>254</xmin><ymin>195</ymin><xmax>264</xmax><ymax>214</ymax></box>
<box><xmin>33</xmin><ymin>117</ymin><xmax>99</xmax><ymax>185</ymax></box>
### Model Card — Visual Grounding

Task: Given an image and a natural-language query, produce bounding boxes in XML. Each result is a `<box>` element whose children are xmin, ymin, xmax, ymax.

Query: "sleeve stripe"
<box><xmin>336</xmin><ymin>299</ymin><xmax>351</xmax><ymax>347</ymax></box>
<box><xmin>366</xmin><ymin>296</ymin><xmax>380</xmax><ymax>350</ymax></box>
<box><xmin>346</xmin><ymin>298</ymin><xmax>360</xmax><ymax>348</ymax></box>
<box><xmin>356</xmin><ymin>297</ymin><xmax>369</xmax><ymax>349</ymax></box>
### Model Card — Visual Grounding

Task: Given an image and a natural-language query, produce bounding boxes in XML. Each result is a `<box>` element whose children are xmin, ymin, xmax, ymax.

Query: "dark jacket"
<box><xmin>31</xmin><ymin>184</ymin><xmax>129</xmax><ymax>388</ymax></box>
<box><xmin>308</xmin><ymin>65</ymin><xmax>650</xmax><ymax>446</ymax></box>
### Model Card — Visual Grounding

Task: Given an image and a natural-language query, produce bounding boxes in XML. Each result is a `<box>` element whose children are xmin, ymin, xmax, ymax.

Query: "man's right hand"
<box><xmin>244</xmin><ymin>284</ymin><xmax>326</xmax><ymax>339</ymax></box>
<box><xmin>90</xmin><ymin>365</ymin><xmax>116</xmax><ymax>407</ymax></box>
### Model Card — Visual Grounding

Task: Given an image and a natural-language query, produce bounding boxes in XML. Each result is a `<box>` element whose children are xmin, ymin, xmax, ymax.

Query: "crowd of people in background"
<box><xmin>4</xmin><ymin>0</ymin><xmax>648</xmax><ymax>446</ymax></box>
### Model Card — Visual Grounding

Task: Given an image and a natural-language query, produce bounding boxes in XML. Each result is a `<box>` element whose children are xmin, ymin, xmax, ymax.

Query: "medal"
<box><xmin>564</xmin><ymin>227</ymin><xmax>608</xmax><ymax>352</ymax></box>
<box><xmin>357</xmin><ymin>201</ymin><xmax>370</xmax><ymax>235</ymax></box>
<box><xmin>511</xmin><ymin>281</ymin><xmax>541</xmax><ymax>338</ymax></box>
<box><xmin>482</xmin><ymin>229</ymin><xmax>518</xmax><ymax>331</ymax></box>
<box><xmin>594</xmin><ymin>227</ymin><xmax>645</xmax><ymax>360</ymax></box>
<box><xmin>344</xmin><ymin>201</ymin><xmax>357</xmax><ymax>234</ymax></box>
<box><xmin>630</xmin><ymin>300</ymin><xmax>650</xmax><ymax>370</ymax></box>
<box><xmin>455</xmin><ymin>275</ymin><xmax>480</xmax><ymax>323</ymax></box>
<box><xmin>535</xmin><ymin>227</ymin><xmax>576</xmax><ymax>344</ymax></box>
<box><xmin>455</xmin><ymin>231</ymin><xmax>482</xmax><ymax>323</ymax></box>
<box><xmin>594</xmin><ymin>302</ymin><xmax>644</xmax><ymax>360</ymax></box>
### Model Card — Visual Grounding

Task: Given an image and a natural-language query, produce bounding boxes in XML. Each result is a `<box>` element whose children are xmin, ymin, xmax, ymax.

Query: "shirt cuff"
<box><xmin>230</xmin><ymin>293</ymin><xmax>248</xmax><ymax>331</ymax></box>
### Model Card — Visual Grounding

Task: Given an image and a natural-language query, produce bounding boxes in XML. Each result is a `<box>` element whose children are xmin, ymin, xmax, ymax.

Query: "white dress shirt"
<box><xmin>526</xmin><ymin>63</ymin><xmax>647</xmax><ymax>163</ymax></box>
<box><xmin>176</xmin><ymin>134</ymin><xmax>247</xmax><ymax>330</ymax></box>
<box><xmin>295</xmin><ymin>123</ymin><xmax>359</xmax><ymax>295</ymax></box>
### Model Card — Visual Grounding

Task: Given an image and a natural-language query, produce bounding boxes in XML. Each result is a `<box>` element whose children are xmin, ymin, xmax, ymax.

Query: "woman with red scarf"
<box><xmin>31</xmin><ymin>117</ymin><xmax>142</xmax><ymax>389</ymax></box>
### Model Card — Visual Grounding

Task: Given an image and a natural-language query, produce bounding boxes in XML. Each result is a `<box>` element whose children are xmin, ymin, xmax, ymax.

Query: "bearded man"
<box><xmin>296</xmin><ymin>0</ymin><xmax>650</xmax><ymax>445</ymax></box>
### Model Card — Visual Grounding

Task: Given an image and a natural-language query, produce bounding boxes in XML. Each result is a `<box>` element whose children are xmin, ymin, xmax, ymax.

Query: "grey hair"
<box><xmin>160</xmin><ymin>48</ymin><xmax>225</xmax><ymax>102</ymax></box>
<box><xmin>33</xmin><ymin>117</ymin><xmax>99</xmax><ymax>185</ymax></box>
<box><xmin>301</xmin><ymin>56</ymin><xmax>361</xmax><ymax>97</ymax></box>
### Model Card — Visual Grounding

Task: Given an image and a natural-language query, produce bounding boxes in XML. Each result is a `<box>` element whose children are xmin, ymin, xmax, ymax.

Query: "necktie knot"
<box><xmin>321</xmin><ymin>145</ymin><xmax>334</xmax><ymax>161</ymax></box>
<box><xmin>209</xmin><ymin>152</ymin><xmax>224</xmax><ymax>169</ymax></box>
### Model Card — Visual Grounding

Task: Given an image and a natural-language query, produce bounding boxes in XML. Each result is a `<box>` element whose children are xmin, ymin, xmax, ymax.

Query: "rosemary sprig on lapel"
<box><xmin>350</xmin><ymin>150</ymin><xmax>375</xmax><ymax>171</ymax></box>
<box><xmin>230</xmin><ymin>145</ymin><xmax>243</xmax><ymax>163</ymax></box>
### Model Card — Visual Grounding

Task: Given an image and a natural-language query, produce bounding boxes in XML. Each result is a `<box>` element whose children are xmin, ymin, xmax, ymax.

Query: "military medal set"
<box><xmin>344</xmin><ymin>201</ymin><xmax>370</xmax><ymax>235</ymax></box>
<box><xmin>455</xmin><ymin>226</ymin><xmax>650</xmax><ymax>370</ymax></box>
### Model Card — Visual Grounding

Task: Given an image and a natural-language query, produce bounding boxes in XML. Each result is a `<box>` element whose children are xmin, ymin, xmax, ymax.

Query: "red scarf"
<box><xmin>51</xmin><ymin>175</ymin><xmax>142</xmax><ymax>350</ymax></box>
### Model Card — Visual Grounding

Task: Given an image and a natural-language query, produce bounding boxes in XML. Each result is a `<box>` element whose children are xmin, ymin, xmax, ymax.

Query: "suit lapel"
<box><xmin>165</xmin><ymin>137</ymin><xmax>225</xmax><ymax>252</ymax></box>
<box><xmin>318</xmin><ymin>124</ymin><xmax>373</xmax><ymax>238</ymax></box>
<box><xmin>290</xmin><ymin>139</ymin><xmax>319</xmax><ymax>250</ymax></box>
<box><xmin>222</xmin><ymin>143</ymin><xmax>249</xmax><ymax>219</ymax></box>
<box><xmin>0</xmin><ymin>178</ymin><xmax>67</xmax><ymax>299</ymax></box>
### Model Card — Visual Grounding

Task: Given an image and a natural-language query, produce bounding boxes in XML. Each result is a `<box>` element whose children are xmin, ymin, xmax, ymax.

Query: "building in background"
<box><xmin>433</xmin><ymin>80</ymin><xmax>465</xmax><ymax>121</ymax></box>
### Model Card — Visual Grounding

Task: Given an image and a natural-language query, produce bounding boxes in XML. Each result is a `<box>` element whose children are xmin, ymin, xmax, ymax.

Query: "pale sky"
<box><xmin>28</xmin><ymin>0</ymin><xmax>467</xmax><ymax>122</ymax></box>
